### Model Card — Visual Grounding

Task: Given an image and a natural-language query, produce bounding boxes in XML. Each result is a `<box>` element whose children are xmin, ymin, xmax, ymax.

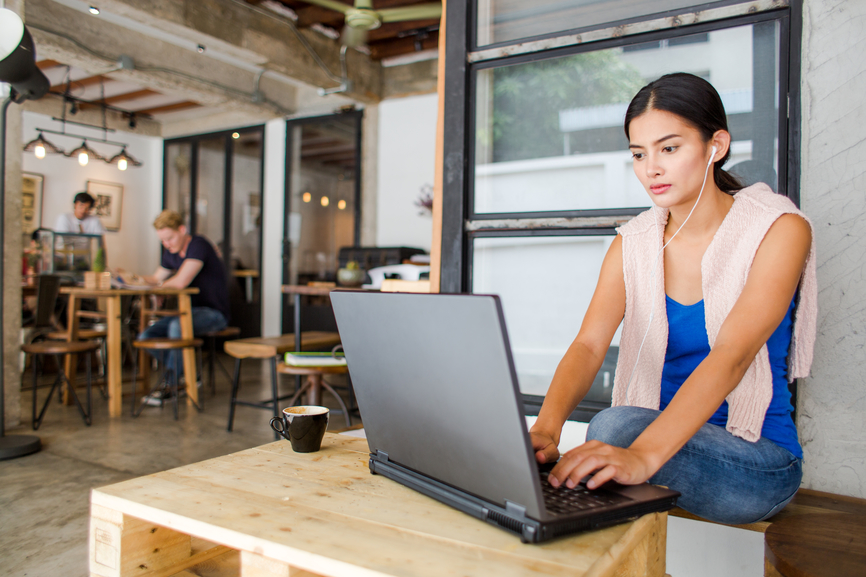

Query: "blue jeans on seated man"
<box><xmin>586</xmin><ymin>406</ymin><xmax>802</xmax><ymax>525</ymax></box>
<box><xmin>138</xmin><ymin>307</ymin><xmax>227</xmax><ymax>384</ymax></box>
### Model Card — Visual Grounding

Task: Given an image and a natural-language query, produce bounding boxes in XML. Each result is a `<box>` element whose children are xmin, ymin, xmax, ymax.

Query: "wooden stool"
<box><xmin>765</xmin><ymin>513</ymin><xmax>866</xmax><ymax>576</ymax></box>
<box><xmin>200</xmin><ymin>326</ymin><xmax>241</xmax><ymax>395</ymax></box>
<box><xmin>131</xmin><ymin>338</ymin><xmax>203</xmax><ymax>420</ymax></box>
<box><xmin>48</xmin><ymin>328</ymin><xmax>109</xmax><ymax>398</ymax></box>
<box><xmin>224</xmin><ymin>331</ymin><xmax>341</xmax><ymax>436</ymax></box>
<box><xmin>277</xmin><ymin>363</ymin><xmax>352</xmax><ymax>427</ymax></box>
<box><xmin>21</xmin><ymin>340</ymin><xmax>99</xmax><ymax>429</ymax></box>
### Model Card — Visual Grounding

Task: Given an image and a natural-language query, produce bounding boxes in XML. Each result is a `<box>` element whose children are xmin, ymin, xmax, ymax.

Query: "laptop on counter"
<box><xmin>330</xmin><ymin>291</ymin><xmax>678</xmax><ymax>543</ymax></box>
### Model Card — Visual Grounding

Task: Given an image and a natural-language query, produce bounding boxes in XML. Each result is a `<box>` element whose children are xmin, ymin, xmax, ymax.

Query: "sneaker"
<box><xmin>142</xmin><ymin>389</ymin><xmax>172</xmax><ymax>406</ymax></box>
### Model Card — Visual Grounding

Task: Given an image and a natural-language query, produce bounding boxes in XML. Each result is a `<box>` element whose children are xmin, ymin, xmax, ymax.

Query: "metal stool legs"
<box><xmin>31</xmin><ymin>353</ymin><xmax>92</xmax><ymax>429</ymax></box>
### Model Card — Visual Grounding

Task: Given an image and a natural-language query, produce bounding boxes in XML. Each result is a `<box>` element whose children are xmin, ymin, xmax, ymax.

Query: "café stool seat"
<box><xmin>200</xmin><ymin>326</ymin><xmax>241</xmax><ymax>395</ymax></box>
<box><xmin>224</xmin><ymin>332</ymin><xmax>341</xmax><ymax>436</ymax></box>
<box><xmin>21</xmin><ymin>340</ymin><xmax>100</xmax><ymax>429</ymax></box>
<box><xmin>131</xmin><ymin>338</ymin><xmax>203</xmax><ymax>420</ymax></box>
<box><xmin>277</xmin><ymin>362</ymin><xmax>352</xmax><ymax>428</ymax></box>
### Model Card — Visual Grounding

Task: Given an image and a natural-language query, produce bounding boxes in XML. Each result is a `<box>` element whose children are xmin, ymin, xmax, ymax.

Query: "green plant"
<box><xmin>93</xmin><ymin>247</ymin><xmax>106</xmax><ymax>273</ymax></box>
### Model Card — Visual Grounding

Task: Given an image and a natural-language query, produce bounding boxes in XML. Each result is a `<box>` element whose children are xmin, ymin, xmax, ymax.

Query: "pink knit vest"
<box><xmin>612</xmin><ymin>183</ymin><xmax>817</xmax><ymax>442</ymax></box>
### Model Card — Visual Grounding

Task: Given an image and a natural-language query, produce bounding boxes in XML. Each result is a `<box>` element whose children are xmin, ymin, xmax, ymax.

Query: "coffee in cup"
<box><xmin>270</xmin><ymin>406</ymin><xmax>329</xmax><ymax>453</ymax></box>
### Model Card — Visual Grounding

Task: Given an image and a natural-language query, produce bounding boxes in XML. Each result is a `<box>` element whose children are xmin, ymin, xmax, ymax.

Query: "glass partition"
<box><xmin>164</xmin><ymin>142</ymin><xmax>193</xmax><ymax>227</ymax></box>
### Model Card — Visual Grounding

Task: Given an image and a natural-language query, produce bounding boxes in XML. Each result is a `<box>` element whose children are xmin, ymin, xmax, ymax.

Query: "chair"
<box><xmin>21</xmin><ymin>339</ymin><xmax>99</xmax><ymax>429</ymax></box>
<box><xmin>131</xmin><ymin>338</ymin><xmax>203</xmax><ymax>420</ymax></box>
<box><xmin>20</xmin><ymin>274</ymin><xmax>62</xmax><ymax>369</ymax></box>
<box><xmin>199</xmin><ymin>326</ymin><xmax>241</xmax><ymax>395</ymax></box>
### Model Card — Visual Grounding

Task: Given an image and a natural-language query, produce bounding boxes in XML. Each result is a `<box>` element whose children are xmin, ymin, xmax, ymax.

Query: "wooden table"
<box><xmin>89</xmin><ymin>434</ymin><xmax>668</xmax><ymax>577</ymax></box>
<box><xmin>60</xmin><ymin>287</ymin><xmax>199</xmax><ymax>418</ymax></box>
<box><xmin>233</xmin><ymin>269</ymin><xmax>259</xmax><ymax>303</ymax></box>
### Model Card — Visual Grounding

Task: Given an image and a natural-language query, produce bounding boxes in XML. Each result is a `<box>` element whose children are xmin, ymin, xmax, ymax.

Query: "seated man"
<box><xmin>53</xmin><ymin>191</ymin><xmax>108</xmax><ymax>270</ymax></box>
<box><xmin>138</xmin><ymin>210</ymin><xmax>230</xmax><ymax>403</ymax></box>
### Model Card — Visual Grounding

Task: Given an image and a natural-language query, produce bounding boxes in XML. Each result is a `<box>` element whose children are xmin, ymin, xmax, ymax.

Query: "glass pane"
<box><xmin>476</xmin><ymin>0</ymin><xmax>702</xmax><ymax>47</ymax></box>
<box><xmin>165</xmin><ymin>142</ymin><xmax>192</xmax><ymax>226</ymax></box>
<box><xmin>230</xmin><ymin>130</ymin><xmax>263</xmax><ymax>301</ymax></box>
<box><xmin>473</xmin><ymin>23</ymin><xmax>780</xmax><ymax>214</ymax></box>
<box><xmin>196</xmin><ymin>137</ymin><xmax>226</xmax><ymax>251</ymax></box>
<box><xmin>472</xmin><ymin>234</ymin><xmax>620</xmax><ymax>400</ymax></box>
<box><xmin>288</xmin><ymin>117</ymin><xmax>357</xmax><ymax>285</ymax></box>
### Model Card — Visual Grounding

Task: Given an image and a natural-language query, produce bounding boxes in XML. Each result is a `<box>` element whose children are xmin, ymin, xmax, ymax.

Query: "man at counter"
<box><xmin>54</xmin><ymin>191</ymin><xmax>107</xmax><ymax>268</ymax></box>
<box><xmin>137</xmin><ymin>209</ymin><xmax>230</xmax><ymax>404</ymax></box>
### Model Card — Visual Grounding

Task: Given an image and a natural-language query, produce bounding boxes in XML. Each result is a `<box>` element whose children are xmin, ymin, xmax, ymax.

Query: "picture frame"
<box><xmin>21</xmin><ymin>172</ymin><xmax>43</xmax><ymax>234</ymax></box>
<box><xmin>86</xmin><ymin>180</ymin><xmax>123</xmax><ymax>231</ymax></box>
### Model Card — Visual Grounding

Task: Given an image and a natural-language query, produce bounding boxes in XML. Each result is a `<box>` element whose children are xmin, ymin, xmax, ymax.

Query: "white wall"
<box><xmin>376</xmin><ymin>93</ymin><xmax>437</xmax><ymax>252</ymax></box>
<box><xmin>798</xmin><ymin>0</ymin><xmax>866</xmax><ymax>498</ymax></box>
<box><xmin>22</xmin><ymin>112</ymin><xmax>163</xmax><ymax>275</ymax></box>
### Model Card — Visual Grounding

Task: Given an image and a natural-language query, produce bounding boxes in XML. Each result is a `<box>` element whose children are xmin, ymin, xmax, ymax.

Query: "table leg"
<box><xmin>105</xmin><ymin>295</ymin><xmax>123</xmax><ymax>417</ymax></box>
<box><xmin>177</xmin><ymin>295</ymin><xmax>198</xmax><ymax>407</ymax></box>
<box><xmin>293</xmin><ymin>293</ymin><xmax>302</xmax><ymax>393</ymax></box>
<box><xmin>90</xmin><ymin>503</ymin><xmax>194</xmax><ymax>577</ymax></box>
<box><xmin>241</xmin><ymin>550</ymin><xmax>320</xmax><ymax>577</ymax></box>
<box><xmin>63</xmin><ymin>294</ymin><xmax>81</xmax><ymax>406</ymax></box>
<box><xmin>586</xmin><ymin>511</ymin><xmax>667</xmax><ymax>577</ymax></box>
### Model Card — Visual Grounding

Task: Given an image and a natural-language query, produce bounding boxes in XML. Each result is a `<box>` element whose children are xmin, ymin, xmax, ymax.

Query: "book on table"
<box><xmin>284</xmin><ymin>351</ymin><xmax>346</xmax><ymax>367</ymax></box>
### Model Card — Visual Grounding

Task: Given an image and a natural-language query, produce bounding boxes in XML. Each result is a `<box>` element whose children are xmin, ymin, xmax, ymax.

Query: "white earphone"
<box><xmin>623</xmin><ymin>145</ymin><xmax>718</xmax><ymax>404</ymax></box>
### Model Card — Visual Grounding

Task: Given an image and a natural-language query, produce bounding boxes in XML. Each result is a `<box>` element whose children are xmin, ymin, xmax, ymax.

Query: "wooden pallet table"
<box><xmin>89</xmin><ymin>434</ymin><xmax>668</xmax><ymax>577</ymax></box>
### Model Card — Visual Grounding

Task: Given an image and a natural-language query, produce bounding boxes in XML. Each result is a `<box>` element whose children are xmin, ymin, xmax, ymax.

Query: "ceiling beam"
<box><xmin>34</xmin><ymin>0</ymin><xmax>383</xmax><ymax>103</ymax></box>
<box><xmin>134</xmin><ymin>101</ymin><xmax>202</xmax><ymax>115</ymax></box>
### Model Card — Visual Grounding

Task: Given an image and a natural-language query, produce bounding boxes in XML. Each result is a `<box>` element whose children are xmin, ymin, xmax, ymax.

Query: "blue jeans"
<box><xmin>138</xmin><ymin>307</ymin><xmax>227</xmax><ymax>384</ymax></box>
<box><xmin>586</xmin><ymin>406</ymin><xmax>802</xmax><ymax>524</ymax></box>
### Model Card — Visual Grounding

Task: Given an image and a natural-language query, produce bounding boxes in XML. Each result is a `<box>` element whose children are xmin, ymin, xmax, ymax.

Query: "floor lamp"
<box><xmin>0</xmin><ymin>7</ymin><xmax>50</xmax><ymax>460</ymax></box>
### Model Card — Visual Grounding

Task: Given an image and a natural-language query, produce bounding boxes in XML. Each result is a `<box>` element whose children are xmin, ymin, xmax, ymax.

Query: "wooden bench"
<box><xmin>225</xmin><ymin>331</ymin><xmax>341</xmax><ymax>436</ymax></box>
<box><xmin>670</xmin><ymin>488</ymin><xmax>866</xmax><ymax>533</ymax></box>
<box><xmin>671</xmin><ymin>488</ymin><xmax>866</xmax><ymax>576</ymax></box>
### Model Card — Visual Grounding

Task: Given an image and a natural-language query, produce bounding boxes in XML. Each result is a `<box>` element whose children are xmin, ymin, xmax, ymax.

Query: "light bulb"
<box><xmin>302</xmin><ymin>192</ymin><xmax>311</xmax><ymax>203</ymax></box>
<box><xmin>232</xmin><ymin>132</ymin><xmax>240</xmax><ymax>139</ymax></box>
<box><xmin>337</xmin><ymin>200</ymin><xmax>347</xmax><ymax>210</ymax></box>
<box><xmin>34</xmin><ymin>143</ymin><xmax>45</xmax><ymax>159</ymax></box>
<box><xmin>117</xmin><ymin>157</ymin><xmax>128</xmax><ymax>171</ymax></box>
<box><xmin>321</xmin><ymin>196</ymin><xmax>329</xmax><ymax>207</ymax></box>
<box><xmin>78</xmin><ymin>151</ymin><xmax>89</xmax><ymax>166</ymax></box>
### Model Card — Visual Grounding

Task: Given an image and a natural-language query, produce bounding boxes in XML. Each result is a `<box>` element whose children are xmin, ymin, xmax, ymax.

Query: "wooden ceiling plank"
<box><xmin>134</xmin><ymin>101</ymin><xmax>202</xmax><ymax>115</ymax></box>
<box><xmin>369</xmin><ymin>29</ymin><xmax>438</xmax><ymax>60</ymax></box>
<box><xmin>36</xmin><ymin>59</ymin><xmax>62</xmax><ymax>70</ymax></box>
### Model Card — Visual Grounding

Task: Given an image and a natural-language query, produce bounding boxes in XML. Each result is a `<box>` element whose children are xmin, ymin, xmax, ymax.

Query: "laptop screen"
<box><xmin>331</xmin><ymin>291</ymin><xmax>547</xmax><ymax>519</ymax></box>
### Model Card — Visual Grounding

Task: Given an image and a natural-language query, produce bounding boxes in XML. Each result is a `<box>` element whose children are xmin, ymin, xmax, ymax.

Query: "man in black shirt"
<box><xmin>138</xmin><ymin>210</ymin><xmax>229</xmax><ymax>402</ymax></box>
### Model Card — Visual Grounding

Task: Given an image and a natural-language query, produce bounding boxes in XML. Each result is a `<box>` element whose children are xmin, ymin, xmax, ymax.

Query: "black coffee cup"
<box><xmin>270</xmin><ymin>406</ymin><xmax>329</xmax><ymax>452</ymax></box>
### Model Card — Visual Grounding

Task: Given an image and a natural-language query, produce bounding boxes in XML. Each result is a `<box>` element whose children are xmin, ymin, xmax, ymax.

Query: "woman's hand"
<box><xmin>548</xmin><ymin>440</ymin><xmax>658</xmax><ymax>489</ymax></box>
<box><xmin>529</xmin><ymin>430</ymin><xmax>560</xmax><ymax>465</ymax></box>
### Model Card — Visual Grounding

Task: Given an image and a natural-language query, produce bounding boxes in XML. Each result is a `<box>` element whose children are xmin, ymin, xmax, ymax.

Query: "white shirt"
<box><xmin>53</xmin><ymin>213</ymin><xmax>106</xmax><ymax>234</ymax></box>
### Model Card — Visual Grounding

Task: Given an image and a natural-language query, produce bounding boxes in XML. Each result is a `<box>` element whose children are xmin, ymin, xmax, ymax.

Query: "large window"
<box><xmin>443</xmin><ymin>0</ymin><xmax>800</xmax><ymax>418</ymax></box>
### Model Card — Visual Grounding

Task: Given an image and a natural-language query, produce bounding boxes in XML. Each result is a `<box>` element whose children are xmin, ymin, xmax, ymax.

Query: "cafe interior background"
<box><xmin>2</xmin><ymin>0</ymin><xmax>865</xmax><ymax>576</ymax></box>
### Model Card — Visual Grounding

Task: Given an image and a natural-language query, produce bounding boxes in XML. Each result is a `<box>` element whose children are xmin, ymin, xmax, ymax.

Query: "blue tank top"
<box><xmin>659</xmin><ymin>296</ymin><xmax>802</xmax><ymax>458</ymax></box>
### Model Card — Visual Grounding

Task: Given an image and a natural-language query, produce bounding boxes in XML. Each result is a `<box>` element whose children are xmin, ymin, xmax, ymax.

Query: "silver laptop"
<box><xmin>330</xmin><ymin>291</ymin><xmax>678</xmax><ymax>543</ymax></box>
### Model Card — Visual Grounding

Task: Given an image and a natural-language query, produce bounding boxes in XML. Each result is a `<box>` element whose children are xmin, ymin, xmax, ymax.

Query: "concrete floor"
<box><xmin>0</xmin><ymin>356</ymin><xmax>359</xmax><ymax>577</ymax></box>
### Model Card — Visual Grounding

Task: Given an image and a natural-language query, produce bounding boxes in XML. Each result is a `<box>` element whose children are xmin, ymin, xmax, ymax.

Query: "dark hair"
<box><xmin>624</xmin><ymin>73</ymin><xmax>742</xmax><ymax>194</ymax></box>
<box><xmin>73</xmin><ymin>191</ymin><xmax>95</xmax><ymax>206</ymax></box>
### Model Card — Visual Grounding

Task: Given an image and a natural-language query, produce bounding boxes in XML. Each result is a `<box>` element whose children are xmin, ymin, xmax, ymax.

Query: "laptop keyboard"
<box><xmin>539</xmin><ymin>471</ymin><xmax>630</xmax><ymax>515</ymax></box>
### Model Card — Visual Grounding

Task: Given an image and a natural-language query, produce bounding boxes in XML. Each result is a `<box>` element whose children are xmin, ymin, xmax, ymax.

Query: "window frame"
<box><xmin>441</xmin><ymin>0</ymin><xmax>803</xmax><ymax>419</ymax></box>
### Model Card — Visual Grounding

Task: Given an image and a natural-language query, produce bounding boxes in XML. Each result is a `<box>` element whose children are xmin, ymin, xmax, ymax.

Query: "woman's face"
<box><xmin>628</xmin><ymin>109</ymin><xmax>716</xmax><ymax>209</ymax></box>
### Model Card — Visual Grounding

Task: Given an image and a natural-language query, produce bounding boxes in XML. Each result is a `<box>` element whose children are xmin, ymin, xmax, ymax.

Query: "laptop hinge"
<box><xmin>504</xmin><ymin>500</ymin><xmax>527</xmax><ymax>518</ymax></box>
<box><xmin>372</xmin><ymin>450</ymin><xmax>389</xmax><ymax>463</ymax></box>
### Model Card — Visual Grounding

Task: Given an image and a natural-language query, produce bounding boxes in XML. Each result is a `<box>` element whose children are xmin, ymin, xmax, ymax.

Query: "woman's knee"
<box><xmin>586</xmin><ymin>406</ymin><xmax>660</xmax><ymax>449</ymax></box>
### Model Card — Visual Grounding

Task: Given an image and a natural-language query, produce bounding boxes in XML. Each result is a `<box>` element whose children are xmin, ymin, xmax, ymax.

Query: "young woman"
<box><xmin>529</xmin><ymin>73</ymin><xmax>817</xmax><ymax>524</ymax></box>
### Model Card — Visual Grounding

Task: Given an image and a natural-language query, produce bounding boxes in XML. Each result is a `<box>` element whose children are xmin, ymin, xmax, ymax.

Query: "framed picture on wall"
<box><xmin>86</xmin><ymin>180</ymin><xmax>123</xmax><ymax>231</ymax></box>
<box><xmin>22</xmin><ymin>172</ymin><xmax>43</xmax><ymax>234</ymax></box>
